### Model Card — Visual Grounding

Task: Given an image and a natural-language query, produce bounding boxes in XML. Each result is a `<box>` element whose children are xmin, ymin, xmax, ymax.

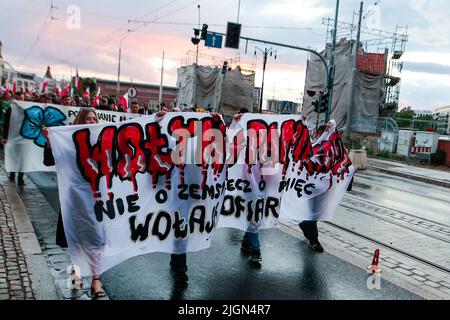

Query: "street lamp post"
<box><xmin>117</xmin><ymin>37</ymin><xmax>126</xmax><ymax>100</ymax></box>
<box><xmin>255</xmin><ymin>47</ymin><xmax>277</xmax><ymax>114</ymax></box>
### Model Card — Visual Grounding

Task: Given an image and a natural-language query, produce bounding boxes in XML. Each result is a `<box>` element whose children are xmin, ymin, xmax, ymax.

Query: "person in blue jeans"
<box><xmin>234</xmin><ymin>108</ymin><xmax>263</xmax><ymax>263</ymax></box>
<box><xmin>241</xmin><ymin>230</ymin><xmax>262</xmax><ymax>263</ymax></box>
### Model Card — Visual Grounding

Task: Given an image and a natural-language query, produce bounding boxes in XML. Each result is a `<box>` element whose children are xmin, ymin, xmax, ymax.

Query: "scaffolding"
<box><xmin>322</xmin><ymin>17</ymin><xmax>408</xmax><ymax>117</ymax></box>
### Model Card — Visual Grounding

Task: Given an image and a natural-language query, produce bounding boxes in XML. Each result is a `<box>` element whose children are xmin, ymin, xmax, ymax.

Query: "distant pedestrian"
<box><xmin>139</xmin><ymin>103</ymin><xmax>152</xmax><ymax>115</ymax></box>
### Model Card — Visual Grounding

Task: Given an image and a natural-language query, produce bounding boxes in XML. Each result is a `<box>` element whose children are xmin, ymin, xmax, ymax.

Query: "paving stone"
<box><xmin>424</xmin><ymin>281</ymin><xmax>441</xmax><ymax>289</ymax></box>
<box><xmin>411</xmin><ymin>275</ymin><xmax>427</xmax><ymax>282</ymax></box>
<box><xmin>411</xmin><ymin>269</ymin><xmax>428</xmax><ymax>277</ymax></box>
<box><xmin>426</xmin><ymin>276</ymin><xmax>442</xmax><ymax>283</ymax></box>
<box><xmin>394</xmin><ymin>268</ymin><xmax>413</xmax><ymax>276</ymax></box>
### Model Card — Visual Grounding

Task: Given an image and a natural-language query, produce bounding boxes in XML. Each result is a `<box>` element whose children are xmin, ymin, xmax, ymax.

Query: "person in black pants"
<box><xmin>155</xmin><ymin>110</ymin><xmax>189</xmax><ymax>284</ymax></box>
<box><xmin>299</xmin><ymin>158</ymin><xmax>355</xmax><ymax>254</ymax></box>
<box><xmin>1</xmin><ymin>107</ymin><xmax>25</xmax><ymax>186</ymax></box>
<box><xmin>299</xmin><ymin>221</ymin><xmax>324</xmax><ymax>253</ymax></box>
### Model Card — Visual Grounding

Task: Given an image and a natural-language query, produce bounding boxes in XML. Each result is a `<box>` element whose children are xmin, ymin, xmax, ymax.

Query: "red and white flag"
<box><xmin>55</xmin><ymin>84</ymin><xmax>61</xmax><ymax>97</ymax></box>
<box><xmin>75</xmin><ymin>68</ymin><xmax>82</xmax><ymax>91</ymax></box>
<box><xmin>119</xmin><ymin>92</ymin><xmax>129</xmax><ymax>112</ymax></box>
<box><xmin>41</xmin><ymin>80</ymin><xmax>49</xmax><ymax>93</ymax></box>
<box><xmin>83</xmin><ymin>87</ymin><xmax>90</xmax><ymax>98</ymax></box>
<box><xmin>93</xmin><ymin>87</ymin><xmax>101</xmax><ymax>107</ymax></box>
<box><xmin>12</xmin><ymin>81</ymin><xmax>17</xmax><ymax>93</ymax></box>
<box><xmin>61</xmin><ymin>83</ymin><xmax>70</xmax><ymax>97</ymax></box>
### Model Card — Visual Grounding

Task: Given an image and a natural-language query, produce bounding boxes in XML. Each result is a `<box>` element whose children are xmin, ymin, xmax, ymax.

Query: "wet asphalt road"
<box><xmin>350</xmin><ymin>170</ymin><xmax>450</xmax><ymax>226</ymax></box>
<box><xmin>26</xmin><ymin>171</ymin><xmax>424</xmax><ymax>300</ymax></box>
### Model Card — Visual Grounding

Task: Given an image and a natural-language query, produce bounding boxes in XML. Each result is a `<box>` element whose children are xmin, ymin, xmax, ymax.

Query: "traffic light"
<box><xmin>312</xmin><ymin>99</ymin><xmax>320</xmax><ymax>113</ymax></box>
<box><xmin>191</xmin><ymin>28</ymin><xmax>200</xmax><ymax>45</ymax></box>
<box><xmin>200</xmin><ymin>24</ymin><xmax>208</xmax><ymax>40</ymax></box>
<box><xmin>222</xmin><ymin>61</ymin><xmax>229</xmax><ymax>75</ymax></box>
<box><xmin>320</xmin><ymin>92</ymin><xmax>329</xmax><ymax>113</ymax></box>
<box><xmin>225</xmin><ymin>22</ymin><xmax>242</xmax><ymax>49</ymax></box>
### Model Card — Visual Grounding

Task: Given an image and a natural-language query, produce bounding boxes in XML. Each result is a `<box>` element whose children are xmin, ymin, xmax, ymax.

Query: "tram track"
<box><xmin>323</xmin><ymin>221</ymin><xmax>450</xmax><ymax>275</ymax></box>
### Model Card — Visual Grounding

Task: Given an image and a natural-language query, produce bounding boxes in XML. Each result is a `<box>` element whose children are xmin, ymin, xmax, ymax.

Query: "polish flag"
<box><xmin>41</xmin><ymin>80</ymin><xmax>49</xmax><ymax>93</ymax></box>
<box><xmin>75</xmin><ymin>68</ymin><xmax>82</xmax><ymax>91</ymax></box>
<box><xmin>61</xmin><ymin>83</ymin><xmax>70</xmax><ymax>97</ymax></box>
<box><xmin>83</xmin><ymin>87</ymin><xmax>90</xmax><ymax>98</ymax></box>
<box><xmin>93</xmin><ymin>87</ymin><xmax>101</xmax><ymax>107</ymax></box>
<box><xmin>55</xmin><ymin>84</ymin><xmax>61</xmax><ymax>97</ymax></box>
<box><xmin>119</xmin><ymin>92</ymin><xmax>129</xmax><ymax>112</ymax></box>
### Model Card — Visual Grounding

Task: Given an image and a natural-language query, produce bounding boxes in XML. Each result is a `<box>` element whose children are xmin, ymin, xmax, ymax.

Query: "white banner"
<box><xmin>49</xmin><ymin>112</ymin><xmax>228</xmax><ymax>276</ymax></box>
<box><xmin>221</xmin><ymin>115</ymin><xmax>355</xmax><ymax>232</ymax></box>
<box><xmin>47</xmin><ymin>112</ymin><xmax>354</xmax><ymax>276</ymax></box>
<box><xmin>5</xmin><ymin>101</ymin><xmax>140</xmax><ymax>173</ymax></box>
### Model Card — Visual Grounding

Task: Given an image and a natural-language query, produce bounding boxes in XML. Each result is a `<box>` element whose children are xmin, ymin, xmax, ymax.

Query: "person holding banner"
<box><xmin>296</xmin><ymin>123</ymin><xmax>329</xmax><ymax>253</ymax></box>
<box><xmin>150</xmin><ymin>109</ymin><xmax>190</xmax><ymax>283</ymax></box>
<box><xmin>298</xmin><ymin>122</ymin><xmax>355</xmax><ymax>254</ymax></box>
<box><xmin>42</xmin><ymin>107</ymin><xmax>107</xmax><ymax>299</ymax></box>
<box><xmin>233</xmin><ymin>108</ymin><xmax>263</xmax><ymax>264</ymax></box>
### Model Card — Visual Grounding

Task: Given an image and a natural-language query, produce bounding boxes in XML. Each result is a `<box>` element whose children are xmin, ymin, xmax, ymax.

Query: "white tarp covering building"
<box><xmin>302</xmin><ymin>39</ymin><xmax>386</xmax><ymax>131</ymax></box>
<box><xmin>176</xmin><ymin>65</ymin><xmax>255</xmax><ymax>116</ymax></box>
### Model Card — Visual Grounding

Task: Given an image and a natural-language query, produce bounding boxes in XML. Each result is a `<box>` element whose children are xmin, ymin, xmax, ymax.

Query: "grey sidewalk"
<box><xmin>0</xmin><ymin>167</ymin><xmax>59</xmax><ymax>300</ymax></box>
<box><xmin>368</xmin><ymin>158</ymin><xmax>450</xmax><ymax>188</ymax></box>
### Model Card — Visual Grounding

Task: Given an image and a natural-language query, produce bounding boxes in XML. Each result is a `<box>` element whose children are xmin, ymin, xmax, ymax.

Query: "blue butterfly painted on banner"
<box><xmin>20</xmin><ymin>106</ymin><xmax>67</xmax><ymax>147</ymax></box>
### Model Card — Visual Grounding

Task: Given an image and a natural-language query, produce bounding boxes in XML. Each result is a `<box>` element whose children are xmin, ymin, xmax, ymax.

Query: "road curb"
<box><xmin>3</xmin><ymin>181</ymin><xmax>60</xmax><ymax>300</ymax></box>
<box><xmin>368</xmin><ymin>165</ymin><xmax>450</xmax><ymax>189</ymax></box>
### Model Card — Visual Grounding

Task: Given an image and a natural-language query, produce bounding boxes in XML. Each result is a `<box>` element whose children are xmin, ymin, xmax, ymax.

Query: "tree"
<box><xmin>72</xmin><ymin>77</ymin><xmax>96</xmax><ymax>96</ymax></box>
<box><xmin>396</xmin><ymin>106</ymin><xmax>414</xmax><ymax>119</ymax></box>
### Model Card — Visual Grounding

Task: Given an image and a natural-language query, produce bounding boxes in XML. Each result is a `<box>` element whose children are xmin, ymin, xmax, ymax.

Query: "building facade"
<box><xmin>267</xmin><ymin>99</ymin><xmax>299</xmax><ymax>115</ymax></box>
<box><xmin>433</xmin><ymin>106</ymin><xmax>450</xmax><ymax>135</ymax></box>
<box><xmin>94</xmin><ymin>78</ymin><xmax>178</xmax><ymax>110</ymax></box>
<box><xmin>413</xmin><ymin>110</ymin><xmax>433</xmax><ymax>118</ymax></box>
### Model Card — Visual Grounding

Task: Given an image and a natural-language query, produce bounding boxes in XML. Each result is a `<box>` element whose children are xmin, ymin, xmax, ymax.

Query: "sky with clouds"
<box><xmin>1</xmin><ymin>0</ymin><xmax>450</xmax><ymax>110</ymax></box>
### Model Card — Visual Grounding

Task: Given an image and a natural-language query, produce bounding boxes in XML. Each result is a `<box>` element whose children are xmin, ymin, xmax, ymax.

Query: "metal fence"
<box><xmin>351</xmin><ymin>115</ymin><xmax>399</xmax><ymax>134</ymax></box>
<box><xmin>350</xmin><ymin>116</ymin><xmax>434</xmax><ymax>164</ymax></box>
<box><xmin>394</xmin><ymin>118</ymin><xmax>439</xmax><ymax>132</ymax></box>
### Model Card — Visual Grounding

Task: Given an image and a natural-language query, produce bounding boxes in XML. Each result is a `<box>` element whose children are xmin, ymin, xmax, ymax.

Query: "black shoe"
<box><xmin>308</xmin><ymin>240</ymin><xmax>324</xmax><ymax>253</ymax></box>
<box><xmin>9</xmin><ymin>173</ymin><xmax>15</xmax><ymax>182</ymax></box>
<box><xmin>240</xmin><ymin>240</ymin><xmax>253</xmax><ymax>255</ymax></box>
<box><xmin>251</xmin><ymin>251</ymin><xmax>262</xmax><ymax>263</ymax></box>
<box><xmin>18</xmin><ymin>179</ymin><xmax>25</xmax><ymax>186</ymax></box>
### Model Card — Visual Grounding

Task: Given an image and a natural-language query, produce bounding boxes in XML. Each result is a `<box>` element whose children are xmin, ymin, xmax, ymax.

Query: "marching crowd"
<box><xmin>0</xmin><ymin>88</ymin><xmax>336</xmax><ymax>299</ymax></box>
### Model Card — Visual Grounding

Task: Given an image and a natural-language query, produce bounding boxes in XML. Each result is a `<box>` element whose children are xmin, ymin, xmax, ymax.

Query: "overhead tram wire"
<box><xmin>362</xmin><ymin>0</ymin><xmax>383</xmax><ymax>21</ymax></box>
<box><xmin>72</xmin><ymin>0</ymin><xmax>188</xmax><ymax>57</ymax></box>
<box><xmin>90</xmin><ymin>0</ymin><xmax>202</xmax><ymax>51</ymax></box>
<box><xmin>19</xmin><ymin>0</ymin><xmax>55</xmax><ymax>64</ymax></box>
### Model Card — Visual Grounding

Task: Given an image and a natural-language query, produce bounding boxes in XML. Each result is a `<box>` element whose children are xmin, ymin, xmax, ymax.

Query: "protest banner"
<box><xmin>48</xmin><ymin>112</ymin><xmax>227</xmax><ymax>275</ymax></box>
<box><xmin>5</xmin><ymin>101</ymin><xmax>140</xmax><ymax>173</ymax></box>
<box><xmin>47</xmin><ymin>112</ymin><xmax>354</xmax><ymax>276</ymax></box>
